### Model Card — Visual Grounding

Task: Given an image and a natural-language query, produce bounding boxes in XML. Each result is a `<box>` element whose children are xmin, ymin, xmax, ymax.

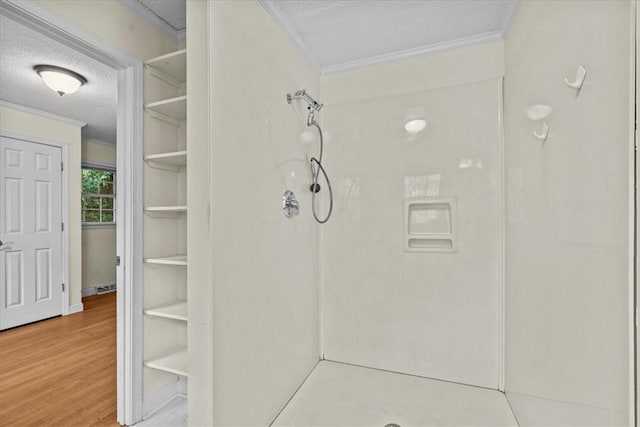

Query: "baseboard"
<box><xmin>143</xmin><ymin>378</ymin><xmax>188</xmax><ymax>418</ymax></box>
<box><xmin>81</xmin><ymin>287</ymin><xmax>97</xmax><ymax>297</ymax></box>
<box><xmin>81</xmin><ymin>283</ymin><xmax>116</xmax><ymax>298</ymax></box>
<box><xmin>68</xmin><ymin>303</ymin><xmax>84</xmax><ymax>314</ymax></box>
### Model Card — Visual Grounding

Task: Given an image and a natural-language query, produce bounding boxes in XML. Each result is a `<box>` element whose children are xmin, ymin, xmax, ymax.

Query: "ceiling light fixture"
<box><xmin>34</xmin><ymin>65</ymin><xmax>87</xmax><ymax>96</ymax></box>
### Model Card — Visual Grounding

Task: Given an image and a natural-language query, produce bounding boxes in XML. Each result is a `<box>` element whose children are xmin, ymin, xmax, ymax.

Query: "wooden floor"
<box><xmin>0</xmin><ymin>293</ymin><xmax>119</xmax><ymax>427</ymax></box>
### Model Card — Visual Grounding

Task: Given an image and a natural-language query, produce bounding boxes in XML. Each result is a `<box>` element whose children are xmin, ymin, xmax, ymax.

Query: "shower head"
<box><xmin>287</xmin><ymin>89</ymin><xmax>323</xmax><ymax>112</ymax></box>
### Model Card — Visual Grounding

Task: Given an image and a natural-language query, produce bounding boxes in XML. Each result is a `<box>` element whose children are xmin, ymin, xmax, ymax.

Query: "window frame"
<box><xmin>81</xmin><ymin>162</ymin><xmax>116</xmax><ymax>229</ymax></box>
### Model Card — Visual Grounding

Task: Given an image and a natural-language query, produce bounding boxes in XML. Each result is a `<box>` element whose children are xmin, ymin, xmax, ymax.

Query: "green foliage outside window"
<box><xmin>82</xmin><ymin>168</ymin><xmax>115</xmax><ymax>224</ymax></box>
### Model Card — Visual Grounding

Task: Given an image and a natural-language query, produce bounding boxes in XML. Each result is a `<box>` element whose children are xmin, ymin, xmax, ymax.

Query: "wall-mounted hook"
<box><xmin>564</xmin><ymin>65</ymin><xmax>586</xmax><ymax>90</ymax></box>
<box><xmin>533</xmin><ymin>122</ymin><xmax>550</xmax><ymax>142</ymax></box>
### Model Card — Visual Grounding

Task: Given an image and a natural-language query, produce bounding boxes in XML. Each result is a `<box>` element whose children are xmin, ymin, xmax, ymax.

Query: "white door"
<box><xmin>0</xmin><ymin>136</ymin><xmax>63</xmax><ymax>330</ymax></box>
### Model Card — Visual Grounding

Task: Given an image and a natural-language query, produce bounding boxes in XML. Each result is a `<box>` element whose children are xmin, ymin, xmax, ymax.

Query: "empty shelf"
<box><xmin>144</xmin><ymin>255</ymin><xmax>188</xmax><ymax>266</ymax></box>
<box><xmin>144</xmin><ymin>347</ymin><xmax>188</xmax><ymax>377</ymax></box>
<box><xmin>144</xmin><ymin>206</ymin><xmax>187</xmax><ymax>214</ymax></box>
<box><xmin>145</xmin><ymin>301</ymin><xmax>187</xmax><ymax>321</ymax></box>
<box><xmin>145</xmin><ymin>96</ymin><xmax>186</xmax><ymax>121</ymax></box>
<box><xmin>144</xmin><ymin>151</ymin><xmax>187</xmax><ymax>168</ymax></box>
<box><xmin>145</xmin><ymin>49</ymin><xmax>186</xmax><ymax>83</ymax></box>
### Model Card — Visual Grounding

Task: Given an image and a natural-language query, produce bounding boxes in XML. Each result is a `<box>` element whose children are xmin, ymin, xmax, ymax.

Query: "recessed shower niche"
<box><xmin>403</xmin><ymin>198</ymin><xmax>457</xmax><ymax>252</ymax></box>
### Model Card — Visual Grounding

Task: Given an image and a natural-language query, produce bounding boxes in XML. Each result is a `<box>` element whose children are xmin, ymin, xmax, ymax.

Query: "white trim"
<box><xmin>0</xmin><ymin>1</ymin><xmax>145</xmax><ymax>425</ymax></box>
<box><xmin>497</xmin><ymin>77</ymin><xmax>506</xmax><ymax>392</ymax></box>
<box><xmin>117</xmin><ymin>0</ymin><xmax>182</xmax><ymax>43</ymax></box>
<box><xmin>629</xmin><ymin>1</ymin><xmax>638</xmax><ymax>424</ymax></box>
<box><xmin>0</xmin><ymin>1</ymin><xmax>137</xmax><ymax>68</ymax></box>
<box><xmin>0</xmin><ymin>130</ymin><xmax>71</xmax><ymax>320</ymax></box>
<box><xmin>142</xmin><ymin>380</ymin><xmax>181</xmax><ymax>418</ymax></box>
<box><xmin>258</xmin><ymin>0</ymin><xmax>322</xmax><ymax>73</ymax></box>
<box><xmin>500</xmin><ymin>1</ymin><xmax>521</xmax><ymax>37</ymax></box>
<box><xmin>82</xmin><ymin>223</ymin><xmax>116</xmax><ymax>230</ymax></box>
<box><xmin>0</xmin><ymin>100</ymin><xmax>86</xmax><ymax>128</ymax></box>
<box><xmin>321</xmin><ymin>31</ymin><xmax>503</xmax><ymax>74</ymax></box>
<box><xmin>82</xmin><ymin>160</ymin><xmax>117</xmax><ymax>171</ymax></box>
<box><xmin>69</xmin><ymin>303</ymin><xmax>84</xmax><ymax>314</ymax></box>
<box><xmin>118</xmin><ymin>63</ymin><xmax>145</xmax><ymax>425</ymax></box>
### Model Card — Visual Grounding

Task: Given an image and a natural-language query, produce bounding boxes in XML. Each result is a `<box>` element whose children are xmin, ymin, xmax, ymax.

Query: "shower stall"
<box><xmin>186</xmin><ymin>0</ymin><xmax>636</xmax><ymax>426</ymax></box>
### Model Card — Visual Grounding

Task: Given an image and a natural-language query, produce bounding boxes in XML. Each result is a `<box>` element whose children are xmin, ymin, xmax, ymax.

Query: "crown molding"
<box><xmin>118</xmin><ymin>0</ymin><xmax>182</xmax><ymax>43</ymax></box>
<box><xmin>261</xmin><ymin>1</ymin><xmax>520</xmax><ymax>76</ymax></box>
<box><xmin>259</xmin><ymin>0</ymin><xmax>321</xmax><ymax>73</ymax></box>
<box><xmin>321</xmin><ymin>31</ymin><xmax>503</xmax><ymax>75</ymax></box>
<box><xmin>0</xmin><ymin>100</ymin><xmax>87</xmax><ymax>127</ymax></box>
<box><xmin>500</xmin><ymin>0</ymin><xmax>521</xmax><ymax>37</ymax></box>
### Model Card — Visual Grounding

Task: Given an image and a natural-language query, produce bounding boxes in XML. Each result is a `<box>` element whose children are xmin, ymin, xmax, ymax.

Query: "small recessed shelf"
<box><xmin>144</xmin><ymin>347</ymin><xmax>188</xmax><ymax>377</ymax></box>
<box><xmin>145</xmin><ymin>49</ymin><xmax>186</xmax><ymax>83</ymax></box>
<box><xmin>144</xmin><ymin>151</ymin><xmax>187</xmax><ymax>171</ymax></box>
<box><xmin>144</xmin><ymin>255</ymin><xmax>187</xmax><ymax>266</ymax></box>
<box><xmin>404</xmin><ymin>198</ymin><xmax>457</xmax><ymax>253</ymax></box>
<box><xmin>145</xmin><ymin>301</ymin><xmax>187</xmax><ymax>321</ymax></box>
<box><xmin>145</xmin><ymin>96</ymin><xmax>186</xmax><ymax>124</ymax></box>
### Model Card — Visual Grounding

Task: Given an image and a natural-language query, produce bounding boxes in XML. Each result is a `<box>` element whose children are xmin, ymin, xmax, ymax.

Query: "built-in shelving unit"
<box><xmin>144</xmin><ymin>347</ymin><xmax>188</xmax><ymax>377</ymax></box>
<box><xmin>145</xmin><ymin>301</ymin><xmax>188</xmax><ymax>321</ymax></box>
<box><xmin>142</xmin><ymin>46</ymin><xmax>188</xmax><ymax>411</ymax></box>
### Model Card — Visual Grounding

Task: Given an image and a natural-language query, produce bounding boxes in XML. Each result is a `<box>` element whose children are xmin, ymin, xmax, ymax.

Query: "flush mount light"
<box><xmin>34</xmin><ymin>65</ymin><xmax>87</xmax><ymax>96</ymax></box>
<box><xmin>404</xmin><ymin>118</ymin><xmax>427</xmax><ymax>134</ymax></box>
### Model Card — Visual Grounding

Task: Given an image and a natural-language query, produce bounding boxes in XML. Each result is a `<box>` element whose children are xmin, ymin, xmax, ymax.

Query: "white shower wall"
<box><xmin>319</xmin><ymin>43</ymin><xmax>506</xmax><ymax>389</ymax></box>
<box><xmin>187</xmin><ymin>1</ymin><xmax>320</xmax><ymax>425</ymax></box>
<box><xmin>504</xmin><ymin>1</ymin><xmax>635</xmax><ymax>425</ymax></box>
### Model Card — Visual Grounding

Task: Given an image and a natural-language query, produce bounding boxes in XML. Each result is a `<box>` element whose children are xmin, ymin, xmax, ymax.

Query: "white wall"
<box><xmin>0</xmin><ymin>103</ymin><xmax>83</xmax><ymax>308</ymax></box>
<box><xmin>503</xmin><ymin>1</ymin><xmax>634</xmax><ymax>425</ymax></box>
<box><xmin>81</xmin><ymin>139</ymin><xmax>116</xmax><ymax>293</ymax></box>
<box><xmin>188</xmin><ymin>1</ymin><xmax>320</xmax><ymax>425</ymax></box>
<box><xmin>319</xmin><ymin>42</ymin><xmax>505</xmax><ymax>389</ymax></box>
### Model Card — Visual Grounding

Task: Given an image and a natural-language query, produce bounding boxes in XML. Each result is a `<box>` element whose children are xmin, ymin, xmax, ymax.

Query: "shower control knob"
<box><xmin>309</xmin><ymin>183</ymin><xmax>321</xmax><ymax>193</ymax></box>
<box><xmin>282</xmin><ymin>190</ymin><xmax>300</xmax><ymax>218</ymax></box>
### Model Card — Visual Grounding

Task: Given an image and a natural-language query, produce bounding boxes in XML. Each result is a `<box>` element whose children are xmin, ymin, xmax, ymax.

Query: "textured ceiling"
<box><xmin>262</xmin><ymin>0</ymin><xmax>519</xmax><ymax>72</ymax></box>
<box><xmin>0</xmin><ymin>15</ymin><xmax>117</xmax><ymax>143</ymax></box>
<box><xmin>137</xmin><ymin>0</ymin><xmax>186</xmax><ymax>31</ymax></box>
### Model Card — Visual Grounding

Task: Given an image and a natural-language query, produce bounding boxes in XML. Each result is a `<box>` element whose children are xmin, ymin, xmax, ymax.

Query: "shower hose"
<box><xmin>309</xmin><ymin>120</ymin><xmax>333</xmax><ymax>224</ymax></box>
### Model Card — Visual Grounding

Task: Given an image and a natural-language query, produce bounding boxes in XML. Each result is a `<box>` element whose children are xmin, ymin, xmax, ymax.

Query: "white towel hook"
<box><xmin>533</xmin><ymin>122</ymin><xmax>550</xmax><ymax>142</ymax></box>
<box><xmin>564</xmin><ymin>65</ymin><xmax>587</xmax><ymax>90</ymax></box>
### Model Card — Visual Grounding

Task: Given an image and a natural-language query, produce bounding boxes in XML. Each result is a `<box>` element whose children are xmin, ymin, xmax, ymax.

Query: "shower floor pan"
<box><xmin>272</xmin><ymin>361</ymin><xmax>517</xmax><ymax>427</ymax></box>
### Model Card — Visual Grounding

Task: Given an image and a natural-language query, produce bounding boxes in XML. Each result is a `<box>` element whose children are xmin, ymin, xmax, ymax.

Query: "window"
<box><xmin>82</xmin><ymin>167</ymin><xmax>115</xmax><ymax>224</ymax></box>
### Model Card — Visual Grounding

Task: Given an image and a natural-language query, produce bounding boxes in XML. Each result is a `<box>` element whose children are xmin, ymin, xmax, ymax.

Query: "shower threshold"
<box><xmin>272</xmin><ymin>361</ymin><xmax>517</xmax><ymax>427</ymax></box>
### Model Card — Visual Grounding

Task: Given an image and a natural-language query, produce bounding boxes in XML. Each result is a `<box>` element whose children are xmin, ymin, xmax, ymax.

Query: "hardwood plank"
<box><xmin>0</xmin><ymin>293</ymin><xmax>120</xmax><ymax>427</ymax></box>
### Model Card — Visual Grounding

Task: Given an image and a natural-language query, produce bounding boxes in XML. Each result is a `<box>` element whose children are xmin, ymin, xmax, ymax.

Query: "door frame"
<box><xmin>0</xmin><ymin>1</ymin><xmax>144</xmax><ymax>425</ymax></box>
<box><xmin>0</xmin><ymin>128</ymin><xmax>71</xmax><ymax>318</ymax></box>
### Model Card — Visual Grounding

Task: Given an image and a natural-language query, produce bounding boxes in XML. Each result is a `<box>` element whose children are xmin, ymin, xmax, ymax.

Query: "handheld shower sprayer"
<box><xmin>286</xmin><ymin>89</ymin><xmax>333</xmax><ymax>224</ymax></box>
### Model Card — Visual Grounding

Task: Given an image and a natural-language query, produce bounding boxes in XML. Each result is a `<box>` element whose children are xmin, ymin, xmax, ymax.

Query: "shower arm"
<box><xmin>286</xmin><ymin>89</ymin><xmax>323</xmax><ymax>112</ymax></box>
